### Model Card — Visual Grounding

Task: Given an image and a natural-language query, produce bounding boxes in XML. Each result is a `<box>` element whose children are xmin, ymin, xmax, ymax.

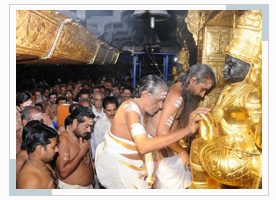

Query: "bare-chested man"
<box><xmin>95</xmin><ymin>75</ymin><xmax>210</xmax><ymax>189</ymax></box>
<box><xmin>56</xmin><ymin>106</ymin><xmax>95</xmax><ymax>189</ymax></box>
<box><xmin>16</xmin><ymin>106</ymin><xmax>55</xmax><ymax>177</ymax></box>
<box><xmin>45</xmin><ymin>92</ymin><xmax>58</xmax><ymax>123</ymax></box>
<box><xmin>146</xmin><ymin>64</ymin><xmax>216</xmax><ymax>189</ymax></box>
<box><xmin>16</xmin><ymin>122</ymin><xmax>59</xmax><ymax>189</ymax></box>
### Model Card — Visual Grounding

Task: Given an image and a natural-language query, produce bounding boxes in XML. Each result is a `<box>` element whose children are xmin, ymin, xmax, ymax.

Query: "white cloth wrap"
<box><xmin>130</xmin><ymin>123</ymin><xmax>147</xmax><ymax>138</ymax></box>
<box><xmin>154</xmin><ymin>153</ymin><xmax>192</xmax><ymax>189</ymax></box>
<box><xmin>95</xmin><ymin>130</ymin><xmax>153</xmax><ymax>189</ymax></box>
<box><xmin>58</xmin><ymin>179</ymin><xmax>93</xmax><ymax>189</ymax></box>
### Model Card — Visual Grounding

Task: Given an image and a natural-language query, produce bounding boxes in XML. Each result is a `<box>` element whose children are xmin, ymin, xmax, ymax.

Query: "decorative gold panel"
<box><xmin>203</xmin><ymin>26</ymin><xmax>232</xmax><ymax>62</ymax></box>
<box><xmin>53</xmin><ymin>22</ymin><xmax>100</xmax><ymax>63</ymax></box>
<box><xmin>16</xmin><ymin>10</ymin><xmax>120</xmax><ymax>65</ymax></box>
<box><xmin>16</xmin><ymin>10</ymin><xmax>63</xmax><ymax>59</ymax></box>
<box><xmin>199</xmin><ymin>26</ymin><xmax>232</xmax><ymax>109</ymax></box>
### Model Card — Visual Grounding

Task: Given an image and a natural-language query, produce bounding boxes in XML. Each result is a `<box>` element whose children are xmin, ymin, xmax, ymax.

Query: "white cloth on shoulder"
<box><xmin>95</xmin><ymin>129</ymin><xmax>154</xmax><ymax>189</ymax></box>
<box><xmin>154</xmin><ymin>152</ymin><xmax>192</xmax><ymax>189</ymax></box>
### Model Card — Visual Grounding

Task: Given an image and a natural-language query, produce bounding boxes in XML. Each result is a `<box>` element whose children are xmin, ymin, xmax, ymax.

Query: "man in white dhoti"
<box><xmin>146</xmin><ymin>64</ymin><xmax>216</xmax><ymax>189</ymax></box>
<box><xmin>95</xmin><ymin>75</ymin><xmax>211</xmax><ymax>189</ymax></box>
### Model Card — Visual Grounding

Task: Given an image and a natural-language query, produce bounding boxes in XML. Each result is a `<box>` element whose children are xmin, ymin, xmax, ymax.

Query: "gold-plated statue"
<box><xmin>189</xmin><ymin>10</ymin><xmax>262</xmax><ymax>189</ymax></box>
<box><xmin>172</xmin><ymin>41</ymin><xmax>190</xmax><ymax>80</ymax></box>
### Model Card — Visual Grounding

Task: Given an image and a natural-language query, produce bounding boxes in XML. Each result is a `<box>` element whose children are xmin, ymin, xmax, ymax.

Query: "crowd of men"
<box><xmin>16</xmin><ymin>63</ymin><xmax>216</xmax><ymax>189</ymax></box>
<box><xmin>16</xmin><ymin>78</ymin><xmax>132</xmax><ymax>189</ymax></box>
<box><xmin>15</xmin><ymin>10</ymin><xmax>261</xmax><ymax>190</ymax></box>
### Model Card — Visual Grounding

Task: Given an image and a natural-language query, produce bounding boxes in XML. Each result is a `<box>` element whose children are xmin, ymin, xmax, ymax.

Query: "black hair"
<box><xmin>102</xmin><ymin>96</ymin><xmax>118</xmax><ymax>109</ymax></box>
<box><xmin>49</xmin><ymin>92</ymin><xmax>58</xmax><ymax>98</ymax></box>
<box><xmin>56</xmin><ymin>96</ymin><xmax>67</xmax><ymax>104</ymax></box>
<box><xmin>42</xmin><ymin>85</ymin><xmax>50</xmax><ymax>92</ymax></box>
<box><xmin>24</xmin><ymin>121</ymin><xmax>59</xmax><ymax>154</ymax></box>
<box><xmin>21</xmin><ymin>120</ymin><xmax>41</xmax><ymax>150</ymax></box>
<box><xmin>123</xmin><ymin>86</ymin><xmax>133</xmax><ymax>93</ymax></box>
<box><xmin>16</xmin><ymin>92</ymin><xmax>32</xmax><ymax>107</ymax></box>
<box><xmin>78</xmin><ymin>89</ymin><xmax>91</xmax><ymax>97</ymax></box>
<box><xmin>59</xmin><ymin>84</ymin><xmax>66</xmax><ymax>89</ymax></box>
<box><xmin>64</xmin><ymin>115</ymin><xmax>71</xmax><ymax>129</ymax></box>
<box><xmin>35</xmin><ymin>103</ymin><xmax>43</xmax><ymax>112</ymax></box>
<box><xmin>32</xmin><ymin>88</ymin><xmax>43</xmax><ymax>96</ymax></box>
<box><xmin>67</xmin><ymin>106</ymin><xmax>95</xmax><ymax>125</ymax></box>
<box><xmin>69</xmin><ymin>103</ymin><xmax>80</xmax><ymax>114</ymax></box>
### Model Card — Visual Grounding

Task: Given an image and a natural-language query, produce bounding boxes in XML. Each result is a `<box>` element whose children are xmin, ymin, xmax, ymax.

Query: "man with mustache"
<box><xmin>93</xmin><ymin>96</ymin><xmax>118</xmax><ymax>149</ymax></box>
<box><xmin>146</xmin><ymin>64</ymin><xmax>216</xmax><ymax>189</ymax></box>
<box><xmin>55</xmin><ymin>106</ymin><xmax>95</xmax><ymax>189</ymax></box>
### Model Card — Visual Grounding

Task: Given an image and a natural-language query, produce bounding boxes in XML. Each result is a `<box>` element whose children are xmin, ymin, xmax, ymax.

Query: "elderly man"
<box><xmin>91</xmin><ymin>91</ymin><xmax>105</xmax><ymax>121</ymax></box>
<box><xmin>56</xmin><ymin>107</ymin><xmax>95</xmax><ymax>189</ymax></box>
<box><xmin>95</xmin><ymin>75</ymin><xmax>210</xmax><ymax>189</ymax></box>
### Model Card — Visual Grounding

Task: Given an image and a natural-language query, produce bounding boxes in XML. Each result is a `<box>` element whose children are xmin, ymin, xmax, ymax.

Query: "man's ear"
<box><xmin>16</xmin><ymin>106</ymin><xmax>22</xmax><ymax>113</ymax></box>
<box><xmin>141</xmin><ymin>90</ymin><xmax>149</xmax><ymax>99</ymax></box>
<box><xmin>36</xmin><ymin>145</ymin><xmax>44</xmax><ymax>155</ymax></box>
<box><xmin>22</xmin><ymin>119</ymin><xmax>27</xmax><ymax>127</ymax></box>
<box><xmin>190</xmin><ymin>77</ymin><xmax>197</xmax><ymax>85</ymax></box>
<box><xmin>72</xmin><ymin>119</ymin><xmax>78</xmax><ymax>128</ymax></box>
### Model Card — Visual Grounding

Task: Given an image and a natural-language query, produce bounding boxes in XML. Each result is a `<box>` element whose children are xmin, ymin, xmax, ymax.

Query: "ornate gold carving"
<box><xmin>204</xmin><ymin>26</ymin><xmax>232</xmax><ymax>60</ymax></box>
<box><xmin>16</xmin><ymin>10</ymin><xmax>61</xmax><ymax>57</ymax></box>
<box><xmin>225</xmin><ymin>10</ymin><xmax>262</xmax><ymax>64</ymax></box>
<box><xmin>16</xmin><ymin>10</ymin><xmax>119</xmax><ymax>65</ymax></box>
<box><xmin>185</xmin><ymin>11</ymin><xmax>200</xmax><ymax>45</ymax></box>
<box><xmin>199</xmin><ymin>26</ymin><xmax>232</xmax><ymax>109</ymax></box>
<box><xmin>53</xmin><ymin>22</ymin><xmax>99</xmax><ymax>63</ymax></box>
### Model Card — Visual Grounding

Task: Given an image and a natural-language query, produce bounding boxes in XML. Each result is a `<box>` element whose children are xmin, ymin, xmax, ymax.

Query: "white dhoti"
<box><xmin>95</xmin><ymin>130</ymin><xmax>154</xmax><ymax>189</ymax></box>
<box><xmin>154</xmin><ymin>153</ymin><xmax>192</xmax><ymax>189</ymax></box>
<box><xmin>58</xmin><ymin>179</ymin><xmax>93</xmax><ymax>189</ymax></box>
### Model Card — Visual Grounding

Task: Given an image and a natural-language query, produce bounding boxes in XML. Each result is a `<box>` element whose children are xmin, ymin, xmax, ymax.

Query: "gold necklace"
<box><xmin>27</xmin><ymin>158</ymin><xmax>59</xmax><ymax>188</ymax></box>
<box><xmin>67</xmin><ymin>128</ymin><xmax>92</xmax><ymax>166</ymax></box>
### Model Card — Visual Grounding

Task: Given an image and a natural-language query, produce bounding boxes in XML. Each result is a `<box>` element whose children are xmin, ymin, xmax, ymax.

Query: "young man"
<box><xmin>55</xmin><ymin>107</ymin><xmax>95</xmax><ymax>189</ymax></box>
<box><xmin>78</xmin><ymin>89</ymin><xmax>91</xmax><ymax>102</ymax></box>
<box><xmin>16</xmin><ymin>122</ymin><xmax>59</xmax><ymax>189</ymax></box>
<box><xmin>45</xmin><ymin>92</ymin><xmax>58</xmax><ymax>123</ymax></box>
<box><xmin>16</xmin><ymin>106</ymin><xmax>55</xmax><ymax>177</ymax></box>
